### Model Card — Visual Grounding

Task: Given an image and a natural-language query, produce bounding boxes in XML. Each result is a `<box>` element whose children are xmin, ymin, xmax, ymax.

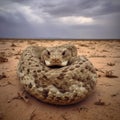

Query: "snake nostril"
<box><xmin>52</xmin><ymin>58</ymin><xmax>60</xmax><ymax>63</ymax></box>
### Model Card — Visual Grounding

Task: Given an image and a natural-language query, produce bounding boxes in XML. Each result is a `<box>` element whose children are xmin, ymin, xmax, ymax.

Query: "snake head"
<box><xmin>41</xmin><ymin>45</ymin><xmax>77</xmax><ymax>67</ymax></box>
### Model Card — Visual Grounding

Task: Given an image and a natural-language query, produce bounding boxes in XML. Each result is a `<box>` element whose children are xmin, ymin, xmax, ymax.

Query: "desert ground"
<box><xmin>0</xmin><ymin>39</ymin><xmax>120</xmax><ymax>120</ymax></box>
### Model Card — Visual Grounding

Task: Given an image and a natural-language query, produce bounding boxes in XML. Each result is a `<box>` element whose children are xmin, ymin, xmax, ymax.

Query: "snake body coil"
<box><xmin>17</xmin><ymin>44</ymin><xmax>97</xmax><ymax>105</ymax></box>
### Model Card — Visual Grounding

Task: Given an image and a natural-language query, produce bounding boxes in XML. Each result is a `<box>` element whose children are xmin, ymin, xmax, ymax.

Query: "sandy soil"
<box><xmin>0</xmin><ymin>39</ymin><xmax>120</xmax><ymax>120</ymax></box>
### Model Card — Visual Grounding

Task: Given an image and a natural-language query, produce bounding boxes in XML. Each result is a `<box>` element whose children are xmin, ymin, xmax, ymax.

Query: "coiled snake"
<box><xmin>17</xmin><ymin>44</ymin><xmax>97</xmax><ymax>105</ymax></box>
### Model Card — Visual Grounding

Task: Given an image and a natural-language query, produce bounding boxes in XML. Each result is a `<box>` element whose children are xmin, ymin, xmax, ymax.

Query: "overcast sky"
<box><xmin>0</xmin><ymin>0</ymin><xmax>120</xmax><ymax>39</ymax></box>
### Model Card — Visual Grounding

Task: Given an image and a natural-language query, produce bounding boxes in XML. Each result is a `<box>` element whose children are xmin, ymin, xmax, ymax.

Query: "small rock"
<box><xmin>11</xmin><ymin>43</ymin><xmax>17</xmax><ymax>47</ymax></box>
<box><xmin>0</xmin><ymin>72</ymin><xmax>7</xmax><ymax>80</ymax></box>
<box><xmin>94</xmin><ymin>99</ymin><xmax>106</xmax><ymax>106</ymax></box>
<box><xmin>0</xmin><ymin>52</ymin><xmax>8</xmax><ymax>63</ymax></box>
<box><xmin>98</xmin><ymin>74</ymin><xmax>101</xmax><ymax>78</ymax></box>
<box><xmin>105</xmin><ymin>70</ymin><xmax>118</xmax><ymax>78</ymax></box>
<box><xmin>107</xmin><ymin>62</ymin><xmax>115</xmax><ymax>66</ymax></box>
<box><xmin>111</xmin><ymin>93</ymin><xmax>119</xmax><ymax>97</ymax></box>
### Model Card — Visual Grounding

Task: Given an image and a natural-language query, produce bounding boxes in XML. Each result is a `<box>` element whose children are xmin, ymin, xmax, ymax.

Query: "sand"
<box><xmin>0</xmin><ymin>39</ymin><xmax>120</xmax><ymax>120</ymax></box>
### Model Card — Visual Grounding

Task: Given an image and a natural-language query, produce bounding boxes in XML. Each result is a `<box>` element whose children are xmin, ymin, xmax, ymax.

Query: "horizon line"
<box><xmin>0</xmin><ymin>37</ymin><xmax>120</xmax><ymax>40</ymax></box>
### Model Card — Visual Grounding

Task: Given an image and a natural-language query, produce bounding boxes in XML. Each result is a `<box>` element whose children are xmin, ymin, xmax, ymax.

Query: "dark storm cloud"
<box><xmin>0</xmin><ymin>0</ymin><xmax>120</xmax><ymax>38</ymax></box>
<box><xmin>1</xmin><ymin>0</ymin><xmax>120</xmax><ymax>17</ymax></box>
<box><xmin>40</xmin><ymin>0</ymin><xmax>120</xmax><ymax>17</ymax></box>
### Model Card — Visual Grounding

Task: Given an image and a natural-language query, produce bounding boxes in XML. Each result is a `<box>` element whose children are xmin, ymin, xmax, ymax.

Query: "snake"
<box><xmin>17</xmin><ymin>44</ymin><xmax>97</xmax><ymax>105</ymax></box>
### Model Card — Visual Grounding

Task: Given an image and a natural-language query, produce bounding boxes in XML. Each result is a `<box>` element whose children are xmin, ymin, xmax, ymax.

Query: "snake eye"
<box><xmin>62</xmin><ymin>50</ymin><xmax>66</xmax><ymax>56</ymax></box>
<box><xmin>47</xmin><ymin>50</ymin><xmax>50</xmax><ymax>55</ymax></box>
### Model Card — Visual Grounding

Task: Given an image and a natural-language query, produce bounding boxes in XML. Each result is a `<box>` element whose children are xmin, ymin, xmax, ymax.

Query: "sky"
<box><xmin>0</xmin><ymin>0</ymin><xmax>120</xmax><ymax>39</ymax></box>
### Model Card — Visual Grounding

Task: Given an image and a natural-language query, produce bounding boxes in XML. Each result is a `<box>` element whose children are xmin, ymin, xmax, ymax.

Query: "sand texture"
<box><xmin>0</xmin><ymin>40</ymin><xmax>120</xmax><ymax>120</ymax></box>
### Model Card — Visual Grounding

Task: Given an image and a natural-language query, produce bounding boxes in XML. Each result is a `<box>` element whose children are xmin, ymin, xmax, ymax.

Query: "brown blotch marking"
<box><xmin>35</xmin><ymin>79</ymin><xmax>41</xmax><ymax>88</ymax></box>
<box><xmin>34</xmin><ymin>93</ymin><xmax>39</xmax><ymax>97</ymax></box>
<box><xmin>69</xmin><ymin>67</ymin><xmax>75</xmax><ymax>70</ymax></box>
<box><xmin>73</xmin><ymin>93</ymin><xmax>77</xmax><ymax>98</ymax></box>
<box><xmin>61</xmin><ymin>73</ymin><xmax>66</xmax><ymax>76</ymax></box>
<box><xmin>57</xmin><ymin>73</ymin><xmax>65</xmax><ymax>79</ymax></box>
<box><xmin>21</xmin><ymin>61</ymin><xmax>24</xmax><ymax>64</ymax></box>
<box><xmin>75</xmin><ymin>65</ymin><xmax>80</xmax><ymax>68</ymax></box>
<box><xmin>72</xmin><ymin>75</ymin><xmax>78</xmax><ymax>80</ymax></box>
<box><xmin>80</xmin><ymin>69</ymin><xmax>84</xmax><ymax>73</ymax></box>
<box><xmin>36</xmin><ymin>84</ymin><xmax>40</xmax><ymax>88</ymax></box>
<box><xmin>33</xmin><ymin>73</ymin><xmax>38</xmax><ymax>78</ymax></box>
<box><xmin>19</xmin><ymin>68</ymin><xmax>23</xmax><ymax>73</ymax></box>
<box><xmin>62</xmin><ymin>68</ymin><xmax>68</xmax><ymax>72</ymax></box>
<box><xmin>56</xmin><ymin>96</ymin><xmax>62</xmax><ymax>100</ymax></box>
<box><xmin>59</xmin><ymin>88</ymin><xmax>66</xmax><ymax>93</ymax></box>
<box><xmin>42</xmin><ymin>89</ymin><xmax>49</xmax><ymax>98</ymax></box>
<box><xmin>91</xmin><ymin>68</ymin><xmax>96</xmax><ymax>74</ymax></box>
<box><xmin>43</xmin><ymin>75</ymin><xmax>48</xmax><ymax>80</ymax></box>
<box><xmin>53</xmin><ymin>83</ymin><xmax>67</xmax><ymax>93</ymax></box>
<box><xmin>29</xmin><ymin>62</ymin><xmax>31</xmax><ymax>65</ymax></box>
<box><xmin>85</xmin><ymin>65</ymin><xmax>89</xmax><ymax>69</ymax></box>
<box><xmin>58</xmin><ymin>85</ymin><xmax>68</xmax><ymax>93</ymax></box>
<box><xmin>44</xmin><ymin>69</ymin><xmax>48</xmax><ymax>72</ymax></box>
<box><xmin>27</xmin><ymin>69</ymin><xmax>30</xmax><ymax>73</ymax></box>
<box><xmin>31</xmin><ymin>55</ymin><xmax>34</xmax><ymax>58</ymax></box>
<box><xmin>35</xmin><ymin>79</ymin><xmax>38</xmax><ymax>84</ymax></box>
<box><xmin>77</xmin><ymin>78</ymin><xmax>81</xmax><ymax>81</ymax></box>
<box><xmin>64</xmin><ymin>96</ymin><xmax>69</xmax><ymax>101</ymax></box>
<box><xmin>32</xmin><ymin>70</ymin><xmax>37</xmax><ymax>75</ymax></box>
<box><xmin>80</xmin><ymin>78</ymin><xmax>86</xmax><ymax>82</ymax></box>
<box><xmin>28</xmin><ymin>56</ymin><xmax>33</xmax><ymax>59</ymax></box>
<box><xmin>85</xmin><ymin>84</ymin><xmax>91</xmax><ymax>91</ymax></box>
<box><xmin>42</xmin><ymin>84</ymin><xmax>47</xmax><ymax>87</ymax></box>
<box><xmin>27</xmin><ymin>58</ymin><xmax>31</xmax><ymax>61</ymax></box>
<box><xmin>22</xmin><ymin>66</ymin><xmax>25</xmax><ymax>70</ymax></box>
<box><xmin>28</xmin><ymin>83</ymin><xmax>32</xmax><ymax>88</ymax></box>
<box><xmin>86</xmin><ymin>75</ymin><xmax>91</xmax><ymax>80</ymax></box>
<box><xmin>79</xmin><ymin>62</ymin><xmax>83</xmax><ymax>65</ymax></box>
<box><xmin>35</xmin><ymin>65</ymin><xmax>39</xmax><ymax>67</ymax></box>
<box><xmin>37</xmin><ymin>70</ymin><xmax>41</xmax><ymax>72</ymax></box>
<box><xmin>82</xmin><ymin>59</ymin><xmax>86</xmax><ymax>62</ymax></box>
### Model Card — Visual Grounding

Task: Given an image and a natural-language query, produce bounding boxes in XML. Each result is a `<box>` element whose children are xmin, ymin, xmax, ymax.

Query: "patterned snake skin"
<box><xmin>17</xmin><ymin>44</ymin><xmax>97</xmax><ymax>105</ymax></box>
